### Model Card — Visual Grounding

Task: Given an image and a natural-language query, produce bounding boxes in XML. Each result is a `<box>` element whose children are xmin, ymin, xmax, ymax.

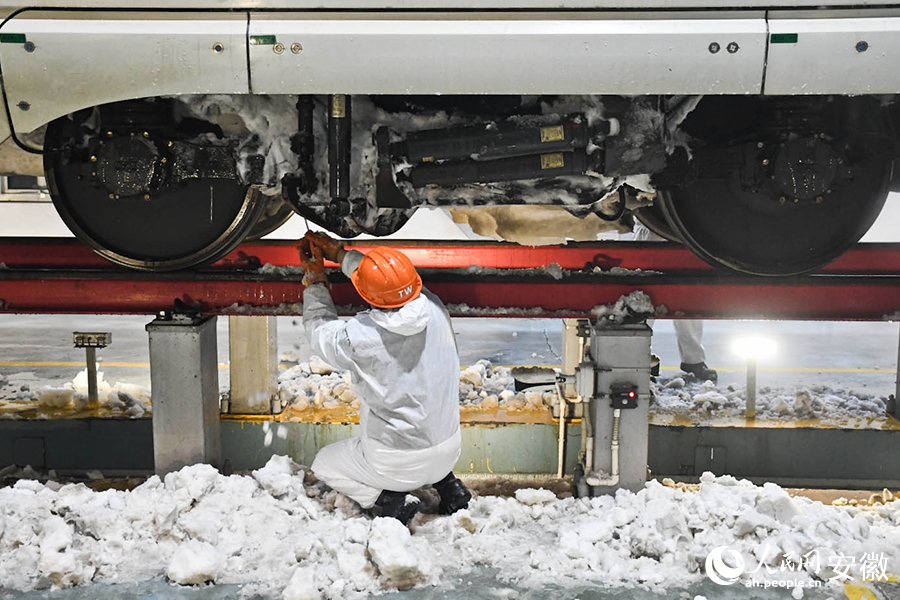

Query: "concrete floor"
<box><xmin>0</xmin><ymin>315</ymin><xmax>896</xmax><ymax>399</ymax></box>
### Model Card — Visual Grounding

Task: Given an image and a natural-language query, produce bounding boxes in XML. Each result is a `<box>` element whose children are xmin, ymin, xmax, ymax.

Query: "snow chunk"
<box><xmin>367</xmin><ymin>518</ymin><xmax>424</xmax><ymax>589</ymax></box>
<box><xmin>282</xmin><ymin>566</ymin><xmax>321</xmax><ymax>600</ymax></box>
<box><xmin>460</xmin><ymin>366</ymin><xmax>483</xmax><ymax>388</ymax></box>
<box><xmin>514</xmin><ymin>488</ymin><xmax>557</xmax><ymax>505</ymax></box>
<box><xmin>252</xmin><ymin>455</ymin><xmax>303</xmax><ymax>499</ymax></box>
<box><xmin>591</xmin><ymin>291</ymin><xmax>656</xmax><ymax>323</ymax></box>
<box><xmin>38</xmin><ymin>514</ymin><xmax>94</xmax><ymax>587</ymax></box>
<box><xmin>308</xmin><ymin>355</ymin><xmax>334</xmax><ymax>375</ymax></box>
<box><xmin>665</xmin><ymin>378</ymin><xmax>685</xmax><ymax>389</ymax></box>
<box><xmin>163</xmin><ymin>464</ymin><xmax>219</xmax><ymax>501</ymax></box>
<box><xmin>166</xmin><ymin>540</ymin><xmax>222</xmax><ymax>585</ymax></box>
<box><xmin>38</xmin><ymin>387</ymin><xmax>75</xmax><ymax>409</ymax></box>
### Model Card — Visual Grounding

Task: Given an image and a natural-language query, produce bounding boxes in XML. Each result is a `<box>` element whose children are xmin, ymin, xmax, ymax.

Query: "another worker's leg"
<box><xmin>646</xmin><ymin>318</ymin><xmax>660</xmax><ymax>377</ymax></box>
<box><xmin>674</xmin><ymin>320</ymin><xmax>717</xmax><ymax>382</ymax></box>
<box><xmin>311</xmin><ymin>438</ymin><xmax>385</xmax><ymax>509</ymax></box>
<box><xmin>674</xmin><ymin>320</ymin><xmax>705</xmax><ymax>364</ymax></box>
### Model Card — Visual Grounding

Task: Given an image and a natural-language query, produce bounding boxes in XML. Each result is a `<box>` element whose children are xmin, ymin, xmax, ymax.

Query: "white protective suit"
<box><xmin>303</xmin><ymin>250</ymin><xmax>462</xmax><ymax>508</ymax></box>
<box><xmin>628</xmin><ymin>222</ymin><xmax>706</xmax><ymax>364</ymax></box>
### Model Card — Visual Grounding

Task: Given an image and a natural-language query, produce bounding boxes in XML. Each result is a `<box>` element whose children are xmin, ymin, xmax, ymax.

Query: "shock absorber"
<box><xmin>291</xmin><ymin>95</ymin><xmax>316</xmax><ymax>195</ymax></box>
<box><xmin>328</xmin><ymin>94</ymin><xmax>351</xmax><ymax>201</ymax></box>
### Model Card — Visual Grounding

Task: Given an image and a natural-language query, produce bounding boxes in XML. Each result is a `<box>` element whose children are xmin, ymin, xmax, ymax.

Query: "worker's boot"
<box><xmin>680</xmin><ymin>361</ymin><xmax>718</xmax><ymax>383</ymax></box>
<box><xmin>433</xmin><ymin>472</ymin><xmax>472</xmax><ymax>515</ymax></box>
<box><xmin>370</xmin><ymin>490</ymin><xmax>421</xmax><ymax>526</ymax></box>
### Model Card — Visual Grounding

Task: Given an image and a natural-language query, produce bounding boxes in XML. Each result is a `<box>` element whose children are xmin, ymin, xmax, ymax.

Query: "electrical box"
<box><xmin>610</xmin><ymin>383</ymin><xmax>639</xmax><ymax>409</ymax></box>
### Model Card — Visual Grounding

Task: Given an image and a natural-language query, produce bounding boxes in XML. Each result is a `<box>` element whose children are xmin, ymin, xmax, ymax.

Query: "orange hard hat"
<box><xmin>351</xmin><ymin>247</ymin><xmax>423</xmax><ymax>309</ymax></box>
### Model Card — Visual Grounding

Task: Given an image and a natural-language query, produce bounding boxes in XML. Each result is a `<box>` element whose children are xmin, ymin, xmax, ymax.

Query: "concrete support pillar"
<box><xmin>228</xmin><ymin>316</ymin><xmax>279</xmax><ymax>414</ymax></box>
<box><xmin>561</xmin><ymin>319</ymin><xmax>583</xmax><ymax>399</ymax></box>
<box><xmin>146</xmin><ymin>314</ymin><xmax>221</xmax><ymax>475</ymax></box>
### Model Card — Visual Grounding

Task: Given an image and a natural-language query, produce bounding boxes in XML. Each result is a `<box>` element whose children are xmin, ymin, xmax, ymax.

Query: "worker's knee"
<box><xmin>310</xmin><ymin>437</ymin><xmax>363</xmax><ymax>482</ymax></box>
<box><xmin>310</xmin><ymin>444</ymin><xmax>341</xmax><ymax>480</ymax></box>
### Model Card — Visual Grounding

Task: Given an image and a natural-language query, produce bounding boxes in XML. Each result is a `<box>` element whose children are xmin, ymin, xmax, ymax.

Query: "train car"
<box><xmin>0</xmin><ymin>0</ymin><xmax>897</xmax><ymax>273</ymax></box>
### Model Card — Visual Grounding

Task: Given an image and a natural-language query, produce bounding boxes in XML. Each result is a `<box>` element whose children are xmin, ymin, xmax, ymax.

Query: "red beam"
<box><xmin>0</xmin><ymin>275</ymin><xmax>897</xmax><ymax>321</ymax></box>
<box><xmin>1</xmin><ymin>238</ymin><xmax>900</xmax><ymax>274</ymax></box>
<box><xmin>0</xmin><ymin>238</ymin><xmax>898</xmax><ymax>320</ymax></box>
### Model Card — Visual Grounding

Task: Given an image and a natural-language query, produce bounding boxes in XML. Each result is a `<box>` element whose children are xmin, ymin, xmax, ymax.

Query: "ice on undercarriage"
<box><xmin>174</xmin><ymin>94</ymin><xmax>658</xmax><ymax>240</ymax></box>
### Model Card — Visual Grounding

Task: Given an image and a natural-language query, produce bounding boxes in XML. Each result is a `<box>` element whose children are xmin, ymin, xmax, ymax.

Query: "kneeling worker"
<box><xmin>298</xmin><ymin>231</ymin><xmax>471</xmax><ymax>525</ymax></box>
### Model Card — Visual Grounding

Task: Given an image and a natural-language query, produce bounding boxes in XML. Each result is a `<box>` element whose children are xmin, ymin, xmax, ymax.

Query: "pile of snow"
<box><xmin>1</xmin><ymin>367</ymin><xmax>152</xmax><ymax>419</ymax></box>
<box><xmin>441</xmin><ymin>263</ymin><xmax>662</xmax><ymax>280</ymax></box>
<box><xmin>258</xmin><ymin>263</ymin><xmax>306</xmax><ymax>277</ymax></box>
<box><xmin>1</xmin><ymin>457</ymin><xmax>898</xmax><ymax>597</ymax></box>
<box><xmin>280</xmin><ymin>355</ymin><xmax>892</xmax><ymax>424</ymax></box>
<box><xmin>278</xmin><ymin>359</ymin><xmax>359</xmax><ymax>412</ymax></box>
<box><xmin>0</xmin><ymin>380</ymin><xmax>36</xmax><ymax>403</ymax></box>
<box><xmin>278</xmin><ymin>352</ymin><xmax>891</xmax><ymax>426</ymax></box>
<box><xmin>458</xmin><ymin>360</ymin><xmax>556</xmax><ymax>411</ymax></box>
<box><xmin>592</xmin><ymin>265</ymin><xmax>662</xmax><ymax>276</ymax></box>
<box><xmin>652</xmin><ymin>377</ymin><xmax>891</xmax><ymax>424</ymax></box>
<box><xmin>221</xmin><ymin>301</ymin><xmax>308</xmax><ymax>316</ymax></box>
<box><xmin>280</xmin><ymin>357</ymin><xmax>555</xmax><ymax>413</ymax></box>
<box><xmin>446</xmin><ymin>263</ymin><xmax>567</xmax><ymax>281</ymax></box>
<box><xmin>443</xmin><ymin>304</ymin><xmax>551</xmax><ymax>317</ymax></box>
<box><xmin>591</xmin><ymin>290</ymin><xmax>659</xmax><ymax>323</ymax></box>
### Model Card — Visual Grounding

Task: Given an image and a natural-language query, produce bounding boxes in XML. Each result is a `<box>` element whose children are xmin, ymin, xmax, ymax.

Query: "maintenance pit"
<box><xmin>1</xmin><ymin>239</ymin><xmax>899</xmax><ymax>599</ymax></box>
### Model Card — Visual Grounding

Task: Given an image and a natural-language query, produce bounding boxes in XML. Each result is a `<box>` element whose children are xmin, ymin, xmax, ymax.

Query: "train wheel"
<box><xmin>657</xmin><ymin>96</ymin><xmax>892</xmax><ymax>276</ymax></box>
<box><xmin>44</xmin><ymin>111</ymin><xmax>267</xmax><ymax>271</ymax></box>
<box><xmin>657</xmin><ymin>151</ymin><xmax>890</xmax><ymax>276</ymax></box>
<box><xmin>245</xmin><ymin>197</ymin><xmax>296</xmax><ymax>241</ymax></box>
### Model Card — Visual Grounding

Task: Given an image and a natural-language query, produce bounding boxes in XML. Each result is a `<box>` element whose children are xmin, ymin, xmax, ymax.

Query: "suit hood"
<box><xmin>369</xmin><ymin>294</ymin><xmax>430</xmax><ymax>336</ymax></box>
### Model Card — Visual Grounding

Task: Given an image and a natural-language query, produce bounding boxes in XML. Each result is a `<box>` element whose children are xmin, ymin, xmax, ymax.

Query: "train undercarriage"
<box><xmin>39</xmin><ymin>93</ymin><xmax>898</xmax><ymax>275</ymax></box>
